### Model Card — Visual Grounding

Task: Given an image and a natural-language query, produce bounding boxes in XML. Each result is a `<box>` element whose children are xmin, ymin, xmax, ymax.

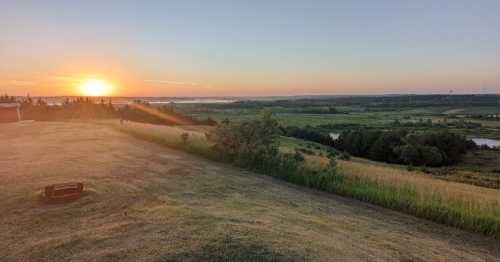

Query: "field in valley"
<box><xmin>184</xmin><ymin>101</ymin><xmax>500</xmax><ymax>187</ymax></box>
<box><xmin>2</xmin><ymin>121</ymin><xmax>500</xmax><ymax>261</ymax></box>
<box><xmin>188</xmin><ymin>104</ymin><xmax>500</xmax><ymax>140</ymax></box>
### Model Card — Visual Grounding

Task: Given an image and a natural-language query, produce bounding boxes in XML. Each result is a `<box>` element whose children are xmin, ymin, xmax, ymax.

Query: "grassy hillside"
<box><xmin>111</xmin><ymin>121</ymin><xmax>500</xmax><ymax>237</ymax></box>
<box><xmin>1</xmin><ymin>121</ymin><xmax>500</xmax><ymax>261</ymax></box>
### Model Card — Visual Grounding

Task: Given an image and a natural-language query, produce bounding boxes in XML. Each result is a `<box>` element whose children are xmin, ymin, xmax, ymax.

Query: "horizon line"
<box><xmin>4</xmin><ymin>93</ymin><xmax>500</xmax><ymax>99</ymax></box>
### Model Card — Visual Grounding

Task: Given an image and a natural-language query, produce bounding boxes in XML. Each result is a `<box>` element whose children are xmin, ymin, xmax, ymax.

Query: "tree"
<box><xmin>396</xmin><ymin>144</ymin><xmax>443</xmax><ymax>166</ymax></box>
<box><xmin>209</xmin><ymin>109</ymin><xmax>281</xmax><ymax>166</ymax></box>
<box><xmin>335</xmin><ymin>128</ymin><xmax>471</xmax><ymax>167</ymax></box>
<box><xmin>420</xmin><ymin>146</ymin><xmax>443</xmax><ymax>166</ymax></box>
<box><xmin>327</xmin><ymin>153</ymin><xmax>337</xmax><ymax>168</ymax></box>
<box><xmin>369</xmin><ymin>131</ymin><xmax>403</xmax><ymax>162</ymax></box>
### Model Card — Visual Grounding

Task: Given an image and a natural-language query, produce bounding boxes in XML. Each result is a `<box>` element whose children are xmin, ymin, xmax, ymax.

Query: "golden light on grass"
<box><xmin>79</xmin><ymin>78</ymin><xmax>112</xmax><ymax>96</ymax></box>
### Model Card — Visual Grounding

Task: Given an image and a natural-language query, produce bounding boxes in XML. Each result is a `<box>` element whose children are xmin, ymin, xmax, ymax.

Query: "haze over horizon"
<box><xmin>1</xmin><ymin>0</ymin><xmax>499</xmax><ymax>97</ymax></box>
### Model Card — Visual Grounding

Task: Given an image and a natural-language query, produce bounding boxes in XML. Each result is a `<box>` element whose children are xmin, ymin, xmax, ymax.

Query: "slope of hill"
<box><xmin>1</xmin><ymin>121</ymin><xmax>499</xmax><ymax>261</ymax></box>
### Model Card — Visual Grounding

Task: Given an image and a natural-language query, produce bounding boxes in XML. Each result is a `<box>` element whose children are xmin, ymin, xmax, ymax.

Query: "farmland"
<box><xmin>178</xmin><ymin>96</ymin><xmax>500</xmax><ymax>186</ymax></box>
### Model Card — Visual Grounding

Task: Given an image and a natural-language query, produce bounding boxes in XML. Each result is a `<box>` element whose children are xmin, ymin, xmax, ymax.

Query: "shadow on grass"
<box><xmin>159</xmin><ymin>235</ymin><xmax>302</xmax><ymax>262</ymax></box>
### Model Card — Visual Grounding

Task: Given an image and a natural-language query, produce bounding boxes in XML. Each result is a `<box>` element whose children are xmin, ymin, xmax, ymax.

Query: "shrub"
<box><xmin>327</xmin><ymin>149</ymin><xmax>338</xmax><ymax>158</ymax></box>
<box><xmin>293</xmin><ymin>151</ymin><xmax>305</xmax><ymax>162</ymax></box>
<box><xmin>208</xmin><ymin>110</ymin><xmax>338</xmax><ymax>191</ymax></box>
<box><xmin>209</xmin><ymin>109</ymin><xmax>281</xmax><ymax>163</ymax></box>
<box><xmin>419</xmin><ymin>166</ymin><xmax>431</xmax><ymax>174</ymax></box>
<box><xmin>180</xmin><ymin>132</ymin><xmax>189</xmax><ymax>144</ymax></box>
<box><xmin>327</xmin><ymin>154</ymin><xmax>337</xmax><ymax>169</ymax></box>
<box><xmin>339</xmin><ymin>152</ymin><xmax>351</xmax><ymax>160</ymax></box>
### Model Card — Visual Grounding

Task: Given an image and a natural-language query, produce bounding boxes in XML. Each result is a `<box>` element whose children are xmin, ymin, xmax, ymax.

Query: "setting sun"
<box><xmin>79</xmin><ymin>79</ymin><xmax>112</xmax><ymax>96</ymax></box>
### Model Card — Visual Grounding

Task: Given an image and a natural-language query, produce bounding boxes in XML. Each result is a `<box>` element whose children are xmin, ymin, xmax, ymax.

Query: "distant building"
<box><xmin>0</xmin><ymin>103</ymin><xmax>21</xmax><ymax>123</ymax></box>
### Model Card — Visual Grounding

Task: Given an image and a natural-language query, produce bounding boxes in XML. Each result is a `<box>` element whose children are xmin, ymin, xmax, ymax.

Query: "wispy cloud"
<box><xmin>4</xmin><ymin>80</ymin><xmax>36</xmax><ymax>87</ymax></box>
<box><xmin>9</xmin><ymin>80</ymin><xmax>36</xmax><ymax>86</ymax></box>
<box><xmin>48</xmin><ymin>76</ymin><xmax>80</xmax><ymax>83</ymax></box>
<box><xmin>144</xmin><ymin>79</ymin><xmax>199</xmax><ymax>86</ymax></box>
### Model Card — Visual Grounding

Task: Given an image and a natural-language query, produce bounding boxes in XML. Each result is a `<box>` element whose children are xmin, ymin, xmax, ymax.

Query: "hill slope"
<box><xmin>1</xmin><ymin>122</ymin><xmax>499</xmax><ymax>261</ymax></box>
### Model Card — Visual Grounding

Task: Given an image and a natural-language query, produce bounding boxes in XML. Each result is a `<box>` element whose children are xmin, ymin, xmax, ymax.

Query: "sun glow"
<box><xmin>79</xmin><ymin>79</ymin><xmax>112</xmax><ymax>96</ymax></box>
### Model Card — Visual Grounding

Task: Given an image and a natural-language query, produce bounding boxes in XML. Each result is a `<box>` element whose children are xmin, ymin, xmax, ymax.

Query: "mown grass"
<box><xmin>163</xmin><ymin>235</ymin><xmax>300</xmax><ymax>262</ymax></box>
<box><xmin>112</xmin><ymin>121</ymin><xmax>214</xmax><ymax>158</ymax></box>
<box><xmin>110</xmin><ymin>121</ymin><xmax>500</xmax><ymax>238</ymax></box>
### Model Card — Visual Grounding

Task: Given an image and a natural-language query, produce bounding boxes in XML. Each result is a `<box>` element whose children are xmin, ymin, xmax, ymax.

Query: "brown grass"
<box><xmin>338</xmin><ymin>160</ymin><xmax>500</xmax><ymax>204</ymax></box>
<box><xmin>114</xmin><ymin>120</ymin><xmax>500</xmax><ymax>235</ymax></box>
<box><xmin>1</xmin><ymin>121</ymin><xmax>500</xmax><ymax>261</ymax></box>
<box><xmin>301</xmin><ymin>152</ymin><xmax>500</xmax><ymax>207</ymax></box>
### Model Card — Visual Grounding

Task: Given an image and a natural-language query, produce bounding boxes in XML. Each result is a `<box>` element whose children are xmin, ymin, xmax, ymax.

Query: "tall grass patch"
<box><xmin>328</xmin><ymin>166</ymin><xmax>500</xmax><ymax>236</ymax></box>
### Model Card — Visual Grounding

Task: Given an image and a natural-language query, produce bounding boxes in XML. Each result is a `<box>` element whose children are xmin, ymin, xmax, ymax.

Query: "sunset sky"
<box><xmin>1</xmin><ymin>0</ymin><xmax>499</xmax><ymax>96</ymax></box>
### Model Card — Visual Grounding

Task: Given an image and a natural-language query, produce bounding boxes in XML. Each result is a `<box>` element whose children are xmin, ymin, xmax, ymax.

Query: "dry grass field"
<box><xmin>305</xmin><ymin>154</ymin><xmax>500</xmax><ymax>206</ymax></box>
<box><xmin>1</xmin><ymin>121</ymin><xmax>500</xmax><ymax>261</ymax></box>
<box><xmin>104</xmin><ymin>121</ymin><xmax>500</xmax><ymax>235</ymax></box>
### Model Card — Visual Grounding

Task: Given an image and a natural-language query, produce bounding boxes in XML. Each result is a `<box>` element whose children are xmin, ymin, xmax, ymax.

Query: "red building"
<box><xmin>0</xmin><ymin>103</ymin><xmax>21</xmax><ymax>123</ymax></box>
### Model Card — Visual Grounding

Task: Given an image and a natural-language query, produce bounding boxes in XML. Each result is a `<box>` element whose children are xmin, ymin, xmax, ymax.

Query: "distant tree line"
<box><xmin>20</xmin><ymin>97</ymin><xmax>116</xmax><ymax>120</ymax></box>
<box><xmin>0</xmin><ymin>94</ymin><xmax>16</xmax><ymax>103</ymax></box>
<box><xmin>315</xmin><ymin>123</ymin><xmax>365</xmax><ymax>130</ymax></box>
<box><xmin>120</xmin><ymin>100</ymin><xmax>216</xmax><ymax>125</ymax></box>
<box><xmin>192</xmin><ymin>95</ymin><xmax>500</xmax><ymax>110</ymax></box>
<box><xmin>392</xmin><ymin>118</ymin><xmax>482</xmax><ymax>129</ymax></box>
<box><xmin>471</xmin><ymin>114</ymin><xmax>500</xmax><ymax>120</ymax></box>
<box><xmin>6</xmin><ymin>95</ymin><xmax>215</xmax><ymax>125</ymax></box>
<box><xmin>289</xmin><ymin>106</ymin><xmax>344</xmax><ymax>114</ymax></box>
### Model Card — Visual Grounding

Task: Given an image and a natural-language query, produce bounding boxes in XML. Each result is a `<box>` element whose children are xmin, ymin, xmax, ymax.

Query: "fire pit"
<box><xmin>42</xmin><ymin>182</ymin><xmax>84</xmax><ymax>204</ymax></box>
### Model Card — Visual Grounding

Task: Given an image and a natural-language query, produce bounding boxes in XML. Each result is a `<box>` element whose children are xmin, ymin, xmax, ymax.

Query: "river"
<box><xmin>330</xmin><ymin>133</ymin><xmax>500</xmax><ymax>149</ymax></box>
<box><xmin>472</xmin><ymin>138</ymin><xmax>500</xmax><ymax>148</ymax></box>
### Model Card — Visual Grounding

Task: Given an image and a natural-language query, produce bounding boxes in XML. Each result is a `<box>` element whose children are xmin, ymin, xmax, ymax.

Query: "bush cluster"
<box><xmin>334</xmin><ymin>129</ymin><xmax>476</xmax><ymax>166</ymax></box>
<box><xmin>208</xmin><ymin>110</ymin><xmax>338</xmax><ymax>190</ymax></box>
